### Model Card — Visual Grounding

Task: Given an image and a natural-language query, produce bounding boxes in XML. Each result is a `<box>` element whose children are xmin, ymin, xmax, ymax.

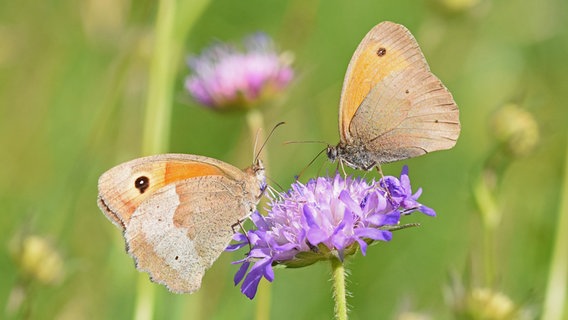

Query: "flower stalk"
<box><xmin>246</xmin><ymin>109</ymin><xmax>271</xmax><ymax>320</ymax></box>
<box><xmin>137</xmin><ymin>0</ymin><xmax>209</xmax><ymax>318</ymax></box>
<box><xmin>142</xmin><ymin>0</ymin><xmax>176</xmax><ymax>155</ymax></box>
<box><xmin>136</xmin><ymin>0</ymin><xmax>179</xmax><ymax>315</ymax></box>
<box><xmin>331</xmin><ymin>257</ymin><xmax>348</xmax><ymax>320</ymax></box>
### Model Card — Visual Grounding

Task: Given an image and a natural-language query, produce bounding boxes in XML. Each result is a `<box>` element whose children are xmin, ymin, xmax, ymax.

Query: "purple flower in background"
<box><xmin>185</xmin><ymin>33</ymin><xmax>293</xmax><ymax>110</ymax></box>
<box><xmin>228</xmin><ymin>166</ymin><xmax>435</xmax><ymax>299</ymax></box>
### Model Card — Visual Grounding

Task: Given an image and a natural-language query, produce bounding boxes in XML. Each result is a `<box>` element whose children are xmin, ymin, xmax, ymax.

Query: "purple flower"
<box><xmin>185</xmin><ymin>33</ymin><xmax>293</xmax><ymax>110</ymax></box>
<box><xmin>229</xmin><ymin>166</ymin><xmax>435</xmax><ymax>299</ymax></box>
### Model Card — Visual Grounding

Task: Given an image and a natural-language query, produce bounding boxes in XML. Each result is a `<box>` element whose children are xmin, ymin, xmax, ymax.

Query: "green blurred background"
<box><xmin>2</xmin><ymin>0</ymin><xmax>567</xmax><ymax>319</ymax></box>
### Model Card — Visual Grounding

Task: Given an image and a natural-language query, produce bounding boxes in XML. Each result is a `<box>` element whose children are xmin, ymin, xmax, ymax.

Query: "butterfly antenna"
<box><xmin>283</xmin><ymin>140</ymin><xmax>328</xmax><ymax>145</ymax></box>
<box><xmin>315</xmin><ymin>153</ymin><xmax>327</xmax><ymax>178</ymax></box>
<box><xmin>252</xmin><ymin>129</ymin><xmax>261</xmax><ymax>163</ymax></box>
<box><xmin>284</xmin><ymin>139</ymin><xmax>329</xmax><ymax>181</ymax></box>
<box><xmin>296</xmin><ymin>147</ymin><xmax>327</xmax><ymax>181</ymax></box>
<box><xmin>266</xmin><ymin>174</ymin><xmax>285</xmax><ymax>192</ymax></box>
<box><xmin>254</xmin><ymin>121</ymin><xmax>285</xmax><ymax>163</ymax></box>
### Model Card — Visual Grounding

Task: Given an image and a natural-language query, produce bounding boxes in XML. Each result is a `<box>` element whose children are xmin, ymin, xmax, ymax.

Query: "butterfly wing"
<box><xmin>349</xmin><ymin>67</ymin><xmax>460</xmax><ymax>163</ymax></box>
<box><xmin>125</xmin><ymin>176</ymin><xmax>254</xmax><ymax>293</ymax></box>
<box><xmin>97</xmin><ymin>154</ymin><xmax>246</xmax><ymax>229</ymax></box>
<box><xmin>97</xmin><ymin>154</ymin><xmax>262</xmax><ymax>293</ymax></box>
<box><xmin>338</xmin><ymin>21</ymin><xmax>429</xmax><ymax>144</ymax></box>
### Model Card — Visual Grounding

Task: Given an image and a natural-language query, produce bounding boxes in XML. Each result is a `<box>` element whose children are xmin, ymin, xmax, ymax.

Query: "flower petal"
<box><xmin>355</xmin><ymin>228</ymin><xmax>392</xmax><ymax>242</ymax></box>
<box><xmin>418</xmin><ymin>205</ymin><xmax>436</xmax><ymax>217</ymax></box>
<box><xmin>303</xmin><ymin>205</ymin><xmax>329</xmax><ymax>245</ymax></box>
<box><xmin>234</xmin><ymin>261</ymin><xmax>250</xmax><ymax>285</ymax></box>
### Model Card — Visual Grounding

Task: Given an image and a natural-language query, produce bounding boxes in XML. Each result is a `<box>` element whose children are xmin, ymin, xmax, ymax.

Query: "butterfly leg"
<box><xmin>231</xmin><ymin>219</ymin><xmax>253</xmax><ymax>250</ymax></box>
<box><xmin>339</xmin><ymin>160</ymin><xmax>347</xmax><ymax>177</ymax></box>
<box><xmin>372</xmin><ymin>162</ymin><xmax>383</xmax><ymax>179</ymax></box>
<box><xmin>374</xmin><ymin>163</ymin><xmax>395</xmax><ymax>202</ymax></box>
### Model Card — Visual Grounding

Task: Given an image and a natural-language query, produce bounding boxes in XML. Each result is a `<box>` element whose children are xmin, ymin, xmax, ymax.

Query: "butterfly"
<box><xmin>97</xmin><ymin>154</ymin><xmax>265</xmax><ymax>293</ymax></box>
<box><xmin>326</xmin><ymin>21</ymin><xmax>461</xmax><ymax>170</ymax></box>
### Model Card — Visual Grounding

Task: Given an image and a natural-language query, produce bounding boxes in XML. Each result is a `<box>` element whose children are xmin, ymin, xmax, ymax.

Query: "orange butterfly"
<box><xmin>327</xmin><ymin>21</ymin><xmax>460</xmax><ymax>170</ymax></box>
<box><xmin>98</xmin><ymin>154</ymin><xmax>265</xmax><ymax>293</ymax></box>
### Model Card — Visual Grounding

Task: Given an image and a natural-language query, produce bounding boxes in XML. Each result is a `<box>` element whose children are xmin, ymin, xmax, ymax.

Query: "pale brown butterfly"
<box><xmin>97</xmin><ymin>154</ymin><xmax>265</xmax><ymax>293</ymax></box>
<box><xmin>326</xmin><ymin>21</ymin><xmax>461</xmax><ymax>170</ymax></box>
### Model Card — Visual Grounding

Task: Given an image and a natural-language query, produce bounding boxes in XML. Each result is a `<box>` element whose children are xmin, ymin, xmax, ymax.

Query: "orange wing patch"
<box><xmin>165</xmin><ymin>161</ymin><xmax>225</xmax><ymax>184</ymax></box>
<box><xmin>338</xmin><ymin>22</ymin><xmax>428</xmax><ymax>141</ymax></box>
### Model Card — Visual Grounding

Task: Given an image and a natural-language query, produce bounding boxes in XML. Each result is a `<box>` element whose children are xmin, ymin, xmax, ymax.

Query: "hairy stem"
<box><xmin>331</xmin><ymin>257</ymin><xmax>348</xmax><ymax>320</ymax></box>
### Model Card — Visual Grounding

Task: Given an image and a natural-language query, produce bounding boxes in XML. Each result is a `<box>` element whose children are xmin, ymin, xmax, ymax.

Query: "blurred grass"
<box><xmin>1</xmin><ymin>0</ymin><xmax>567</xmax><ymax>319</ymax></box>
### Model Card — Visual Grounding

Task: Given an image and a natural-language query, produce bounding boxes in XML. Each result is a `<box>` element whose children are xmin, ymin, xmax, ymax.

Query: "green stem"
<box><xmin>255</xmin><ymin>280</ymin><xmax>272</xmax><ymax>320</ymax></box>
<box><xmin>134</xmin><ymin>0</ymin><xmax>176</xmax><ymax>320</ymax></box>
<box><xmin>246</xmin><ymin>109</ymin><xmax>272</xmax><ymax>320</ymax></box>
<box><xmin>135</xmin><ymin>0</ymin><xmax>178</xmax><ymax>316</ymax></box>
<box><xmin>542</xmin><ymin>137</ymin><xmax>568</xmax><ymax>320</ymax></box>
<box><xmin>134</xmin><ymin>276</ymin><xmax>155</xmax><ymax>320</ymax></box>
<box><xmin>141</xmin><ymin>0</ymin><xmax>210</xmax><ymax>155</ymax></box>
<box><xmin>142</xmin><ymin>0</ymin><xmax>175</xmax><ymax>155</ymax></box>
<box><xmin>482</xmin><ymin>223</ymin><xmax>494</xmax><ymax>288</ymax></box>
<box><xmin>473</xmin><ymin>173</ymin><xmax>499</xmax><ymax>288</ymax></box>
<box><xmin>135</xmin><ymin>0</ymin><xmax>209</xmax><ymax>318</ymax></box>
<box><xmin>246</xmin><ymin>109</ymin><xmax>267</xmax><ymax>165</ymax></box>
<box><xmin>330</xmin><ymin>257</ymin><xmax>348</xmax><ymax>320</ymax></box>
<box><xmin>134</xmin><ymin>0</ymin><xmax>213</xmax><ymax>320</ymax></box>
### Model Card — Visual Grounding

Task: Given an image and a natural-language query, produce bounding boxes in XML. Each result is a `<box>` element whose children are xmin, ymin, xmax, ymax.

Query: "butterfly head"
<box><xmin>326</xmin><ymin>145</ymin><xmax>339</xmax><ymax>163</ymax></box>
<box><xmin>247</xmin><ymin>158</ymin><xmax>266</xmax><ymax>197</ymax></box>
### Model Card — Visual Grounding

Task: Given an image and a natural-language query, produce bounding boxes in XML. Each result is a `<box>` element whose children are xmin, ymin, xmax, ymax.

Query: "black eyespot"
<box><xmin>174</xmin><ymin>256</ymin><xmax>179</xmax><ymax>261</ymax></box>
<box><xmin>377</xmin><ymin>47</ymin><xmax>387</xmax><ymax>56</ymax></box>
<box><xmin>134</xmin><ymin>176</ymin><xmax>150</xmax><ymax>194</ymax></box>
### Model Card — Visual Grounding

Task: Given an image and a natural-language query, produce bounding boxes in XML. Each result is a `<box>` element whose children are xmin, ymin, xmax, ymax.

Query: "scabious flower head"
<box><xmin>185</xmin><ymin>33</ymin><xmax>293</xmax><ymax>110</ymax></box>
<box><xmin>227</xmin><ymin>165</ymin><xmax>435</xmax><ymax>299</ymax></box>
